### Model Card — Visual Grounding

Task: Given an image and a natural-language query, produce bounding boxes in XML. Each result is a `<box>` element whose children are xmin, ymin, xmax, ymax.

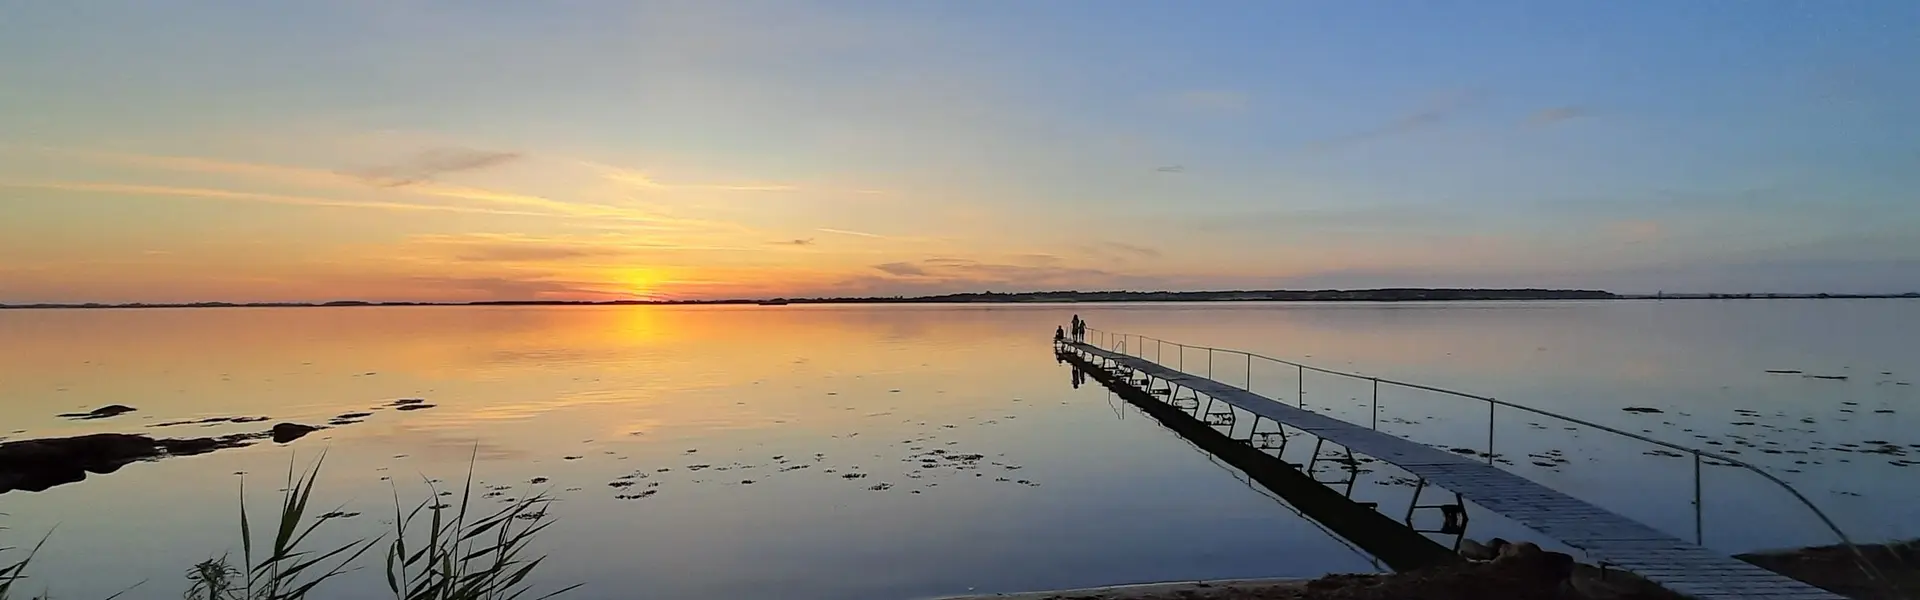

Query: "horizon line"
<box><xmin>6</xmin><ymin>288</ymin><xmax>1919</xmax><ymax>310</ymax></box>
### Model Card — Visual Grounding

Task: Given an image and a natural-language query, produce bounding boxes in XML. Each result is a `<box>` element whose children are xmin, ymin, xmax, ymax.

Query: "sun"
<box><xmin>615</xmin><ymin>267</ymin><xmax>669</xmax><ymax>300</ymax></box>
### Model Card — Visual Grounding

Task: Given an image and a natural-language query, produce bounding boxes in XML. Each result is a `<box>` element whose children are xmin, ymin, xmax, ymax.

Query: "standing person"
<box><xmin>1054</xmin><ymin>325</ymin><xmax>1066</xmax><ymax>345</ymax></box>
<box><xmin>1071</xmin><ymin>314</ymin><xmax>1082</xmax><ymax>341</ymax></box>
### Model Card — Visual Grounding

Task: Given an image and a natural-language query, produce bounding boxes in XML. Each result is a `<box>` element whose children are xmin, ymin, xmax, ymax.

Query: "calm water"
<box><xmin>2</xmin><ymin>301</ymin><xmax>1916</xmax><ymax>599</ymax></box>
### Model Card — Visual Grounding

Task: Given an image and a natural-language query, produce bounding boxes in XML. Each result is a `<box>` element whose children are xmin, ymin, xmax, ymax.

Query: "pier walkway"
<box><xmin>1067</xmin><ymin>341</ymin><xmax>1843</xmax><ymax>600</ymax></box>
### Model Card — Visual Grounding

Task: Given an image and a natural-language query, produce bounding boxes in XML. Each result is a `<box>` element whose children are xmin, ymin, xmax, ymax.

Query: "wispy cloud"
<box><xmin>51</xmin><ymin>149</ymin><xmax>353</xmax><ymax>187</ymax></box>
<box><xmin>1097</xmin><ymin>241</ymin><xmax>1162</xmax><ymax>258</ymax></box>
<box><xmin>873</xmin><ymin>262</ymin><xmax>927</xmax><ymax>276</ymax></box>
<box><xmin>30</xmin><ymin>148</ymin><xmax>745</xmax><ymax>231</ymax></box>
<box><xmin>400</xmin><ymin>274</ymin><xmax>625</xmax><ymax>301</ymax></box>
<box><xmin>451</xmin><ymin>245</ymin><xmax>634</xmax><ymax>262</ymax></box>
<box><xmin>770</xmin><ymin>238</ymin><xmax>816</xmax><ymax>246</ymax></box>
<box><xmin>817</xmin><ymin>227</ymin><xmax>886</xmax><ymax>239</ymax></box>
<box><xmin>348</xmin><ymin>147</ymin><xmax>522</xmax><ymax>187</ymax></box>
<box><xmin>404</xmin><ymin>233</ymin><xmax>747</xmax><ymax>263</ymax></box>
<box><xmin>0</xmin><ymin>180</ymin><xmax>547</xmax><ymax>217</ymax></box>
<box><xmin>1191</xmin><ymin>205</ymin><xmax>1464</xmax><ymax>233</ymax></box>
<box><xmin>853</xmin><ymin>257</ymin><xmax>1139</xmax><ymax>294</ymax></box>
<box><xmin>590</xmin><ymin>163</ymin><xmax>800</xmax><ymax>193</ymax></box>
<box><xmin>1309</xmin><ymin>90</ymin><xmax>1477</xmax><ymax>151</ymax></box>
<box><xmin>711</xmin><ymin>183</ymin><xmax>799</xmax><ymax>192</ymax></box>
<box><xmin>1527</xmin><ymin>106</ymin><xmax>1588</xmax><ymax>127</ymax></box>
<box><xmin>402</xmin><ymin>182</ymin><xmax>617</xmax><ymax>217</ymax></box>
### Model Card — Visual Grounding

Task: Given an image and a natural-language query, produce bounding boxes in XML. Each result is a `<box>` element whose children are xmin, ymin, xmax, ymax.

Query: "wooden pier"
<box><xmin>1066</xmin><ymin>341</ymin><xmax>1843</xmax><ymax>600</ymax></box>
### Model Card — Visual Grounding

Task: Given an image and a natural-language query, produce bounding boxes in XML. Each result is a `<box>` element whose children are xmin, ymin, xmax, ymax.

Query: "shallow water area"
<box><xmin>2</xmin><ymin>300</ymin><xmax>1915</xmax><ymax>599</ymax></box>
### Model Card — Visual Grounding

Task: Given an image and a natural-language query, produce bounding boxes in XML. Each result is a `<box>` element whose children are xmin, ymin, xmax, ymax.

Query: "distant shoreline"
<box><xmin>4</xmin><ymin>288</ymin><xmax>1916</xmax><ymax>310</ymax></box>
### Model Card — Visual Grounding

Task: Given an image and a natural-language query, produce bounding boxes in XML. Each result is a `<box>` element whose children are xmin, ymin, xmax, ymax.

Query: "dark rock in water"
<box><xmin>159</xmin><ymin>434</ymin><xmax>258</xmax><ymax>456</ymax></box>
<box><xmin>334</xmin><ymin>412</ymin><xmax>373</xmax><ymax>421</ymax></box>
<box><xmin>0</xmin><ymin>433</ymin><xmax>209</xmax><ymax>493</ymax></box>
<box><xmin>1764</xmin><ymin>369</ymin><xmax>1803</xmax><ymax>374</ymax></box>
<box><xmin>1621</xmin><ymin>407</ymin><xmax>1664</xmax><ymax>414</ymax></box>
<box><xmin>150</xmin><ymin>415</ymin><xmax>269</xmax><ymax>428</ymax></box>
<box><xmin>271</xmin><ymin>423</ymin><xmax>321</xmax><ymax>444</ymax></box>
<box><xmin>390</xmin><ymin>398</ymin><xmax>427</xmax><ymax>407</ymax></box>
<box><xmin>1804</xmin><ymin>374</ymin><xmax>1849</xmax><ymax>381</ymax></box>
<box><xmin>395</xmin><ymin>404</ymin><xmax>436</xmax><ymax>412</ymax></box>
<box><xmin>0</xmin><ymin>427</ymin><xmax>283</xmax><ymax>494</ymax></box>
<box><xmin>1</xmin><ymin>433</ymin><xmax>158</xmax><ymax>489</ymax></box>
<box><xmin>58</xmin><ymin>405</ymin><xmax>137</xmax><ymax>420</ymax></box>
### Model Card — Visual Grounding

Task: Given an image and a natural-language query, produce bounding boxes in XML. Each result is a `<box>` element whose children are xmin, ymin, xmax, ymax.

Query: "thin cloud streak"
<box><xmin>0</xmin><ymin>180</ymin><xmax>549</xmax><ymax>217</ymax></box>
<box><xmin>409</xmin><ymin>234</ymin><xmax>749</xmax><ymax>262</ymax></box>
<box><xmin>1528</xmin><ymin>106</ymin><xmax>1588</xmax><ymax>127</ymax></box>
<box><xmin>30</xmin><ymin>148</ymin><xmax>748</xmax><ymax>231</ymax></box>
<box><xmin>817</xmin><ymin>227</ymin><xmax>886</xmax><ymax>238</ymax></box>
<box><xmin>873</xmin><ymin>262</ymin><xmax>927</xmax><ymax>276</ymax></box>
<box><xmin>349</xmin><ymin>147</ymin><xmax>522</xmax><ymax>187</ymax></box>
<box><xmin>587</xmin><ymin>162</ymin><xmax>801</xmax><ymax>193</ymax></box>
<box><xmin>1308</xmin><ymin>90</ymin><xmax>1478</xmax><ymax>151</ymax></box>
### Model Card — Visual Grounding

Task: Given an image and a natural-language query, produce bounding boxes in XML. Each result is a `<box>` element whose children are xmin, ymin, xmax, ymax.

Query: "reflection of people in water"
<box><xmin>1070</xmin><ymin>367</ymin><xmax>1085</xmax><ymax>389</ymax></box>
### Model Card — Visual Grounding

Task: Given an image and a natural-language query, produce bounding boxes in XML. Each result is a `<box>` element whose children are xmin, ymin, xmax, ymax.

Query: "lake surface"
<box><xmin>2</xmin><ymin>301</ymin><xmax>1915</xmax><ymax>600</ymax></box>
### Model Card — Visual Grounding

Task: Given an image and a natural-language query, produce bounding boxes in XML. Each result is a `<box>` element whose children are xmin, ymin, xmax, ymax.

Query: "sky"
<box><xmin>2</xmin><ymin>1</ymin><xmax>1918</xmax><ymax>303</ymax></box>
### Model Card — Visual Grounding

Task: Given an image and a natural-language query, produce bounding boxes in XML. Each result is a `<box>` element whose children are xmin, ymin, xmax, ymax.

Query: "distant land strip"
<box><xmin>5</xmin><ymin>288</ymin><xmax>1919</xmax><ymax>309</ymax></box>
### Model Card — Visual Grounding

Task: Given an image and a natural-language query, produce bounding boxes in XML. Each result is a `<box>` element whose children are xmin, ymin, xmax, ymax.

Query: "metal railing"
<box><xmin>1074</xmin><ymin>326</ymin><xmax>1868</xmax><ymax>562</ymax></box>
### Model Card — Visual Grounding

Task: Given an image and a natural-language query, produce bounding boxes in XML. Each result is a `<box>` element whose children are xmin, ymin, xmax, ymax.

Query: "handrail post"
<box><xmin>1207</xmin><ymin>348</ymin><xmax>1213</xmax><ymax>378</ymax></box>
<box><xmin>1694</xmin><ymin>452</ymin><xmax>1704</xmax><ymax>545</ymax></box>
<box><xmin>1296</xmin><ymin>364</ymin><xmax>1304</xmax><ymax>408</ymax></box>
<box><xmin>1370</xmin><ymin>378</ymin><xmax>1380</xmax><ymax>429</ymax></box>
<box><xmin>1245</xmin><ymin>353</ymin><xmax>1252</xmax><ymax>390</ymax></box>
<box><xmin>1486</xmin><ymin>402</ymin><xmax>1496</xmax><ymax>465</ymax></box>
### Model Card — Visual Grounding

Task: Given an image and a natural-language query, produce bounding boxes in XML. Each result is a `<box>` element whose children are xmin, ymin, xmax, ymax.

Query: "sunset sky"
<box><xmin>4</xmin><ymin>1</ymin><xmax>1917</xmax><ymax>303</ymax></box>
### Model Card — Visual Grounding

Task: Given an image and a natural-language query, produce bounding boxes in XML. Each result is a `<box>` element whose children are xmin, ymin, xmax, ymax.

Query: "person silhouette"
<box><xmin>1054</xmin><ymin>325</ymin><xmax>1066</xmax><ymax>345</ymax></box>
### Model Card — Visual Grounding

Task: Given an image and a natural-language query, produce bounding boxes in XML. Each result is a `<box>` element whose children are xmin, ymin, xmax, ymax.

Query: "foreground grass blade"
<box><xmin>3</xmin><ymin>452</ymin><xmax>578</xmax><ymax>600</ymax></box>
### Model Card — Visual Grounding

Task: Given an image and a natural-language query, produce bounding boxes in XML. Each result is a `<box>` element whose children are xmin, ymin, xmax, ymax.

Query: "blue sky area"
<box><xmin>2</xmin><ymin>1</ymin><xmax>1917</xmax><ymax>302</ymax></box>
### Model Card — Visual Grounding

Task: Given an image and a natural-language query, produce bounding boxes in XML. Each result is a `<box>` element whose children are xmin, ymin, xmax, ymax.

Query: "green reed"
<box><xmin>1</xmin><ymin>519</ymin><xmax>51</xmax><ymax>600</ymax></box>
<box><xmin>381</xmin><ymin>462</ymin><xmax>579</xmax><ymax>600</ymax></box>
<box><xmin>5</xmin><ymin>457</ymin><xmax>576</xmax><ymax>600</ymax></box>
